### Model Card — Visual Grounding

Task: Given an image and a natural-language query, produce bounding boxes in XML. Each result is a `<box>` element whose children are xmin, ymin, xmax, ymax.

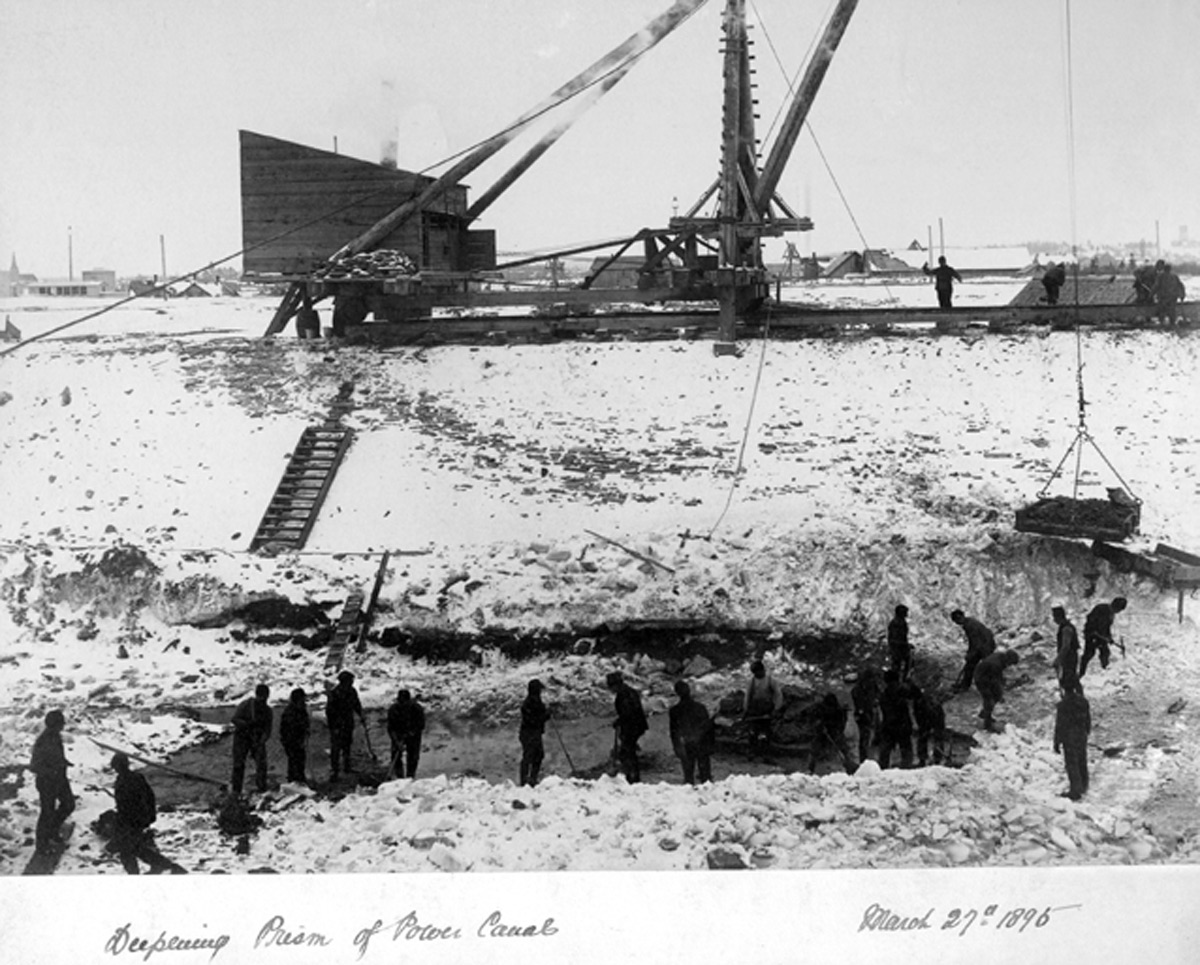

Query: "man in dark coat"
<box><xmin>1152</xmin><ymin>261</ymin><xmax>1187</xmax><ymax>326</ymax></box>
<box><xmin>1081</xmin><ymin>597</ymin><xmax>1127</xmax><ymax>677</ymax></box>
<box><xmin>386</xmin><ymin>688</ymin><xmax>425</xmax><ymax>779</ymax></box>
<box><xmin>876</xmin><ymin>670</ymin><xmax>914</xmax><ymax>769</ymax></box>
<box><xmin>887</xmin><ymin>604</ymin><xmax>913</xmax><ymax>679</ymax></box>
<box><xmin>1054</xmin><ymin>681</ymin><xmax>1092</xmax><ymax>800</ymax></box>
<box><xmin>849</xmin><ymin>668</ymin><xmax>880</xmax><ymax>767</ymax></box>
<box><xmin>923</xmin><ymin>255</ymin><xmax>963</xmax><ymax>309</ymax></box>
<box><xmin>910</xmin><ymin>685</ymin><xmax>947</xmax><ymax>767</ymax></box>
<box><xmin>108</xmin><ymin>753</ymin><xmax>184</xmax><ymax>874</ymax></box>
<box><xmin>809</xmin><ymin>692</ymin><xmax>853</xmax><ymax>775</ymax></box>
<box><xmin>669</xmin><ymin>680</ymin><xmax>714</xmax><ymax>785</ymax></box>
<box><xmin>974</xmin><ymin>650</ymin><xmax>1021</xmax><ymax>731</ymax></box>
<box><xmin>279</xmin><ymin>688</ymin><xmax>311</xmax><ymax>784</ymax></box>
<box><xmin>326</xmin><ymin>671</ymin><xmax>364</xmax><ymax>781</ymax></box>
<box><xmin>1041</xmin><ymin>261</ymin><xmax>1067</xmax><ymax>305</ymax></box>
<box><xmin>230</xmin><ymin>683</ymin><xmax>273</xmax><ymax>795</ymax></box>
<box><xmin>518</xmin><ymin>680</ymin><xmax>550</xmax><ymax>787</ymax></box>
<box><xmin>950</xmin><ymin>609</ymin><xmax>996</xmax><ymax>692</ymax></box>
<box><xmin>29</xmin><ymin>709</ymin><xmax>75</xmax><ymax>855</ymax></box>
<box><xmin>1051</xmin><ymin>605</ymin><xmax>1081</xmax><ymax>692</ymax></box>
<box><xmin>1133</xmin><ymin>262</ymin><xmax>1157</xmax><ymax>305</ymax></box>
<box><xmin>606</xmin><ymin>671</ymin><xmax>648</xmax><ymax>783</ymax></box>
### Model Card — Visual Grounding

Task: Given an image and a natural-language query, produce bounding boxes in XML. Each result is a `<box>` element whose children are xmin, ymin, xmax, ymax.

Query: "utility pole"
<box><xmin>160</xmin><ymin>234</ymin><xmax>168</xmax><ymax>300</ymax></box>
<box><xmin>938</xmin><ymin>217</ymin><xmax>945</xmax><ymax>258</ymax></box>
<box><xmin>68</xmin><ymin>226</ymin><xmax>74</xmax><ymax>281</ymax></box>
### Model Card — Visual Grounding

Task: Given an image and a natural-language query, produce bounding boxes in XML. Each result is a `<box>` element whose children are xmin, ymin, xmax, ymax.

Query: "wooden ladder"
<box><xmin>324</xmin><ymin>590</ymin><xmax>365</xmax><ymax>672</ymax></box>
<box><xmin>249</xmin><ymin>423</ymin><xmax>353</xmax><ymax>553</ymax></box>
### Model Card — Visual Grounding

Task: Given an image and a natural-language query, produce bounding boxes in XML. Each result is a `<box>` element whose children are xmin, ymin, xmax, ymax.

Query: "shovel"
<box><xmin>606</xmin><ymin>729</ymin><xmax>621</xmax><ymax>778</ymax></box>
<box><xmin>359</xmin><ymin>715</ymin><xmax>380</xmax><ymax>764</ymax></box>
<box><xmin>548</xmin><ymin>717</ymin><xmax>578</xmax><ymax>776</ymax></box>
<box><xmin>90</xmin><ymin>737</ymin><xmax>226</xmax><ymax>787</ymax></box>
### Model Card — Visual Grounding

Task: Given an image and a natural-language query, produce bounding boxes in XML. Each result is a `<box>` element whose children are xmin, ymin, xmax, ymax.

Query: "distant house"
<box><xmin>888</xmin><ymin>245</ymin><xmax>1034</xmax><ymax>275</ymax></box>
<box><xmin>166</xmin><ymin>280</ymin><xmax>219</xmax><ymax>297</ymax></box>
<box><xmin>27</xmin><ymin>278</ymin><xmax>102</xmax><ymax>296</ymax></box>
<box><xmin>82</xmin><ymin>268</ymin><xmax>117</xmax><ymax>292</ymax></box>
<box><xmin>585</xmin><ymin>256</ymin><xmax>649</xmax><ymax>288</ymax></box>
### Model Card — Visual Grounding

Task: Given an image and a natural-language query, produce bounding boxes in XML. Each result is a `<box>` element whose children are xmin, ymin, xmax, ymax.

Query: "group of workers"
<box><xmin>229</xmin><ymin>670</ymin><xmax>428</xmax><ymax>796</ymax></box>
<box><xmin>927</xmin><ymin>253</ymin><xmax>1188</xmax><ymax>324</ymax></box>
<box><xmin>26</xmin><ymin>594</ymin><xmax>1128</xmax><ymax>870</ymax></box>
<box><xmin>900</xmin><ymin>597</ymin><xmax>1125</xmax><ymax>801</ymax></box>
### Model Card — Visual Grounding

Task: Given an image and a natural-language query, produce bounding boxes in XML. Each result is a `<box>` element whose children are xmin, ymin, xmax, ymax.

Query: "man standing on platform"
<box><xmin>923</xmin><ymin>255</ymin><xmax>963</xmax><ymax>309</ymax></box>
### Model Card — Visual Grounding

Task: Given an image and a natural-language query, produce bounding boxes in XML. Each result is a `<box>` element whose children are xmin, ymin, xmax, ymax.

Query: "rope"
<box><xmin>0</xmin><ymin>18</ymin><xmax>693</xmax><ymax>358</ymax></box>
<box><xmin>707</xmin><ymin>305</ymin><xmax>772</xmax><ymax>538</ymax></box>
<box><xmin>750</xmin><ymin>0</ymin><xmax>896</xmax><ymax>302</ymax></box>
<box><xmin>1035</xmin><ymin>0</ymin><xmax>1139</xmax><ymax>509</ymax></box>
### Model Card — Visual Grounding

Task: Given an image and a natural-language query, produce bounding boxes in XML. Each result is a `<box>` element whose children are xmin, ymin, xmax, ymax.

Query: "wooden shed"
<box><xmin>239</xmin><ymin>131</ymin><xmax>494</xmax><ymax>278</ymax></box>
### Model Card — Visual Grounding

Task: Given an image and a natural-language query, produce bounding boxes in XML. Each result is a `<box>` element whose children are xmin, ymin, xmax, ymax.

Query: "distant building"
<box><xmin>2</xmin><ymin>254</ymin><xmax>21</xmax><ymax>296</ymax></box>
<box><xmin>166</xmin><ymin>279</ymin><xmax>218</xmax><ymax>297</ymax></box>
<box><xmin>81</xmin><ymin>268</ymin><xmax>117</xmax><ymax>292</ymax></box>
<box><xmin>27</xmin><ymin>278</ymin><xmax>102</xmax><ymax>296</ymax></box>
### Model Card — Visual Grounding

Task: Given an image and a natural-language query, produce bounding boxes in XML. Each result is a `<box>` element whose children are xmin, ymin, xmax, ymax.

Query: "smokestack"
<box><xmin>380</xmin><ymin>131</ymin><xmax>398</xmax><ymax>169</ymax></box>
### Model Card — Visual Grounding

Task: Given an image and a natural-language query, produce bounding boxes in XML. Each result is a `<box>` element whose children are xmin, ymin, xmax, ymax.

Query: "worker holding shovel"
<box><xmin>385</xmin><ymin>689</ymin><xmax>425</xmax><ymax>779</ymax></box>
<box><xmin>325</xmin><ymin>671</ymin><xmax>363</xmax><ymax>782</ymax></box>
<box><xmin>518</xmin><ymin>679</ymin><xmax>550</xmax><ymax>786</ymax></box>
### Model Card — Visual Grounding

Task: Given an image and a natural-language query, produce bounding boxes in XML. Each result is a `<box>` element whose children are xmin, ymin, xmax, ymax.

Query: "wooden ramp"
<box><xmin>249</xmin><ymin>423</ymin><xmax>353</xmax><ymax>553</ymax></box>
<box><xmin>1092</xmin><ymin>541</ymin><xmax>1200</xmax><ymax>622</ymax></box>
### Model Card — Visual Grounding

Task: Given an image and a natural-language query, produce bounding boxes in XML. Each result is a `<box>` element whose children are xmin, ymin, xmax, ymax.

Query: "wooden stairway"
<box><xmin>249</xmin><ymin>423</ymin><xmax>353</xmax><ymax>553</ymax></box>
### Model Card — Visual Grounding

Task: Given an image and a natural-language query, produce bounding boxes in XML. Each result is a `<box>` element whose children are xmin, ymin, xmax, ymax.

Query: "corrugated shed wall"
<box><xmin>240</xmin><ymin>131</ymin><xmax>468</xmax><ymax>276</ymax></box>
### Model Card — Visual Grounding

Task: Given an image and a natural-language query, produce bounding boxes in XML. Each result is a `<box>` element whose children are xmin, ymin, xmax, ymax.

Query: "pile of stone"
<box><xmin>314</xmin><ymin>250</ymin><xmax>418</xmax><ymax>280</ymax></box>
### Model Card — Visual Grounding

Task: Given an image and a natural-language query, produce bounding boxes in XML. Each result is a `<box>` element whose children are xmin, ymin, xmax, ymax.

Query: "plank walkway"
<box><xmin>249</xmin><ymin>423</ymin><xmax>353</xmax><ymax>553</ymax></box>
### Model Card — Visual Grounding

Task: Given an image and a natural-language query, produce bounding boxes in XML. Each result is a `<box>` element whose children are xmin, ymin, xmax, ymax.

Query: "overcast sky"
<box><xmin>1</xmin><ymin>0</ymin><xmax>1197</xmax><ymax>278</ymax></box>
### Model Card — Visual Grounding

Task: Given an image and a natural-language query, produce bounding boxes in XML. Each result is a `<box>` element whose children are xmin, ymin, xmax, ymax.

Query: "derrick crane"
<box><xmin>251</xmin><ymin>0</ymin><xmax>860</xmax><ymax>347</ymax></box>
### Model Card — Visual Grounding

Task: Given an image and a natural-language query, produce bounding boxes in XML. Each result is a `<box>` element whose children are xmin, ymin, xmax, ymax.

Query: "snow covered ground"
<box><xmin>1</xmin><ymin>280</ymin><xmax>1198</xmax><ymax>878</ymax></box>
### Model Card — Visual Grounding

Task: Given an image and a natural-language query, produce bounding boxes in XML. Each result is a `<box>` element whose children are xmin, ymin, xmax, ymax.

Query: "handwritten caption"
<box><xmin>102</xmin><ymin>911</ymin><xmax>557</xmax><ymax>961</ymax></box>
<box><xmin>858</xmin><ymin>901</ymin><xmax>1082</xmax><ymax>937</ymax></box>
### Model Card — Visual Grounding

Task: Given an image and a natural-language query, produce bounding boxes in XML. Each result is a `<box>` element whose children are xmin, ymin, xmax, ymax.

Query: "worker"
<box><xmin>1080</xmin><ymin>597</ymin><xmax>1127</xmax><ymax>677</ymax></box>
<box><xmin>1132</xmin><ymin>262</ymin><xmax>1157</xmax><ymax>306</ymax></box>
<box><xmin>950</xmin><ymin>609</ymin><xmax>996</xmax><ymax>692</ymax></box>
<box><xmin>973</xmin><ymin>650</ymin><xmax>1021</xmax><ymax>732</ymax></box>
<box><xmin>669</xmin><ymin>680</ymin><xmax>714</xmax><ymax>785</ymax></box>
<box><xmin>742</xmin><ymin>659</ymin><xmax>783</xmax><ymax>759</ymax></box>
<box><xmin>518</xmin><ymin>679</ymin><xmax>550</xmax><ymax>787</ymax></box>
<box><xmin>107</xmin><ymin>753</ymin><xmax>185</xmax><ymax>874</ymax></box>
<box><xmin>1051</xmin><ymin>605</ymin><xmax>1081</xmax><ymax>692</ymax></box>
<box><xmin>279</xmin><ymin>688</ymin><xmax>311</xmax><ymax>785</ymax></box>
<box><xmin>910</xmin><ymin>684</ymin><xmax>947</xmax><ymax>767</ymax></box>
<box><xmin>809</xmin><ymin>692</ymin><xmax>854</xmax><ymax>775</ymax></box>
<box><xmin>326</xmin><ymin>671</ymin><xmax>364</xmax><ymax>782</ymax></box>
<box><xmin>230</xmin><ymin>684</ymin><xmax>273</xmax><ymax>796</ymax></box>
<box><xmin>606</xmin><ymin>671</ymin><xmax>648</xmax><ymax>783</ymax></box>
<box><xmin>294</xmin><ymin>288</ymin><xmax>321</xmax><ymax>339</ymax></box>
<box><xmin>1053</xmin><ymin>681</ymin><xmax>1092</xmax><ymax>801</ymax></box>
<box><xmin>1041</xmin><ymin>261</ymin><xmax>1067</xmax><ymax>305</ymax></box>
<box><xmin>876</xmin><ymin>670</ymin><xmax>914</xmax><ymax>769</ymax></box>
<box><xmin>922</xmin><ymin>255</ymin><xmax>963</xmax><ymax>309</ymax></box>
<box><xmin>386</xmin><ymin>688</ymin><xmax>426</xmax><ymax>780</ymax></box>
<box><xmin>1152</xmin><ymin>261</ymin><xmax>1186</xmax><ymax>326</ymax></box>
<box><xmin>849</xmin><ymin>668</ymin><xmax>880</xmax><ymax>766</ymax></box>
<box><xmin>29</xmin><ymin>709</ymin><xmax>75</xmax><ymax>856</ymax></box>
<box><xmin>887</xmin><ymin>604</ymin><xmax>913</xmax><ymax>679</ymax></box>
